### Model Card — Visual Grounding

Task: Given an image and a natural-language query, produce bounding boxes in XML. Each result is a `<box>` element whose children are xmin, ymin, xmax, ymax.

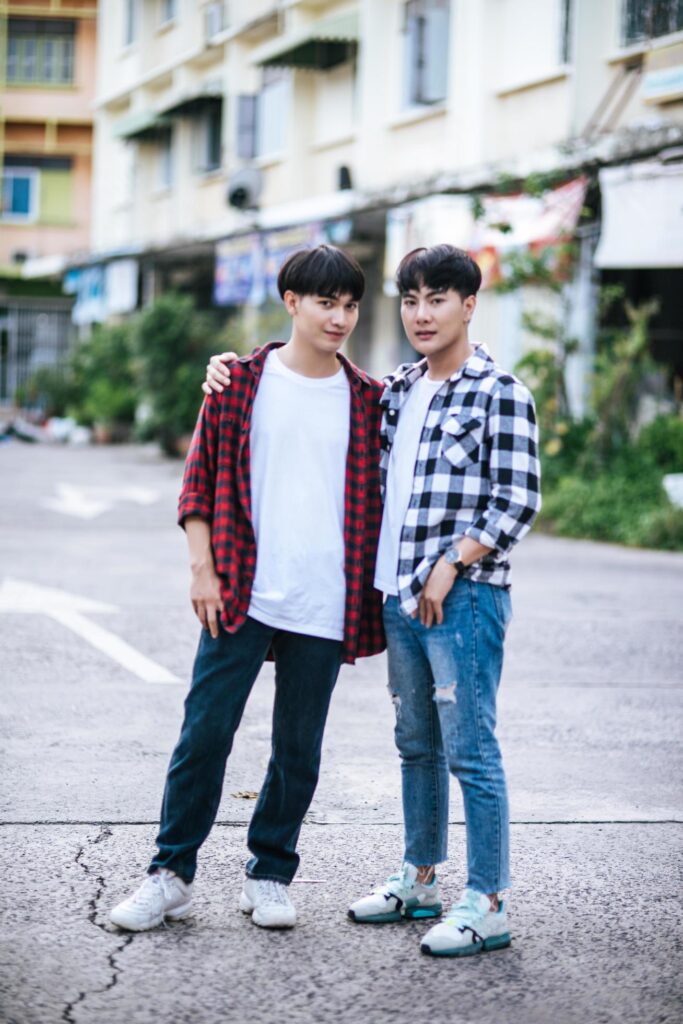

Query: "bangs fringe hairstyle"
<box><xmin>396</xmin><ymin>244</ymin><xmax>482</xmax><ymax>300</ymax></box>
<box><xmin>277</xmin><ymin>244</ymin><xmax>365</xmax><ymax>302</ymax></box>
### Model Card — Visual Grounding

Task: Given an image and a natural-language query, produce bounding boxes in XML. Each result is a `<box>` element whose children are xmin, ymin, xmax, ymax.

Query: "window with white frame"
<box><xmin>160</xmin><ymin>0</ymin><xmax>177</xmax><ymax>25</ymax></box>
<box><xmin>402</xmin><ymin>0</ymin><xmax>450</xmax><ymax>108</ymax></box>
<box><xmin>559</xmin><ymin>0</ymin><xmax>573</xmax><ymax>63</ymax></box>
<box><xmin>236</xmin><ymin>94</ymin><xmax>258</xmax><ymax>160</ymax></box>
<box><xmin>622</xmin><ymin>0</ymin><xmax>683</xmax><ymax>44</ymax></box>
<box><xmin>124</xmin><ymin>0</ymin><xmax>137</xmax><ymax>46</ymax></box>
<box><xmin>157</xmin><ymin>129</ymin><xmax>174</xmax><ymax>189</ymax></box>
<box><xmin>193</xmin><ymin>102</ymin><xmax>223</xmax><ymax>172</ymax></box>
<box><xmin>6</xmin><ymin>18</ymin><xmax>75</xmax><ymax>85</ymax></box>
<box><xmin>256</xmin><ymin>67</ymin><xmax>290</xmax><ymax>157</ymax></box>
<box><xmin>496</xmin><ymin>1</ymin><xmax>573</xmax><ymax>90</ymax></box>
<box><xmin>204</xmin><ymin>1</ymin><xmax>226</xmax><ymax>40</ymax></box>
<box><xmin>314</xmin><ymin>62</ymin><xmax>356</xmax><ymax>145</ymax></box>
<box><xmin>1</xmin><ymin>166</ymin><xmax>40</xmax><ymax>221</ymax></box>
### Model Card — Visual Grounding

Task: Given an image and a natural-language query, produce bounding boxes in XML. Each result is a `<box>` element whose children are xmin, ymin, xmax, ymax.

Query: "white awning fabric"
<box><xmin>594</xmin><ymin>161</ymin><xmax>683</xmax><ymax>269</ymax></box>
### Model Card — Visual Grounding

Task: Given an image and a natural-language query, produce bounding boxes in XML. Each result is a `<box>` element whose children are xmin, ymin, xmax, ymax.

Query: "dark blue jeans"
<box><xmin>149</xmin><ymin>616</ymin><xmax>342</xmax><ymax>884</ymax></box>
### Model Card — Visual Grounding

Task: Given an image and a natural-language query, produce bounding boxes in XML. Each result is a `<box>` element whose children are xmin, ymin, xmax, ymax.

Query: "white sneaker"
<box><xmin>239</xmin><ymin>877</ymin><xmax>297</xmax><ymax>929</ymax></box>
<box><xmin>110</xmin><ymin>869</ymin><xmax>193</xmax><ymax>932</ymax></box>
<box><xmin>348</xmin><ymin>863</ymin><xmax>443</xmax><ymax>924</ymax></box>
<box><xmin>420</xmin><ymin>887</ymin><xmax>511</xmax><ymax>957</ymax></box>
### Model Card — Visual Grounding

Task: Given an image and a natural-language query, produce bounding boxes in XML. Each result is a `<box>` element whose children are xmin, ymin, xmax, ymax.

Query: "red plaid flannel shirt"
<box><xmin>178</xmin><ymin>342</ymin><xmax>385</xmax><ymax>664</ymax></box>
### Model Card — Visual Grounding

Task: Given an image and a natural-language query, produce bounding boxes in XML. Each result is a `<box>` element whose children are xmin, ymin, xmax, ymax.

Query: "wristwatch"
<box><xmin>444</xmin><ymin>546</ymin><xmax>467</xmax><ymax>576</ymax></box>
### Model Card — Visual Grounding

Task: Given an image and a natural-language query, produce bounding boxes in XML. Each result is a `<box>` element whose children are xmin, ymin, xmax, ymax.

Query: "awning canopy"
<box><xmin>252</xmin><ymin>11</ymin><xmax>359</xmax><ymax>70</ymax></box>
<box><xmin>594</xmin><ymin>161</ymin><xmax>683</xmax><ymax>269</ymax></box>
<box><xmin>161</xmin><ymin>84</ymin><xmax>223</xmax><ymax>117</ymax></box>
<box><xmin>113</xmin><ymin>110</ymin><xmax>172</xmax><ymax>140</ymax></box>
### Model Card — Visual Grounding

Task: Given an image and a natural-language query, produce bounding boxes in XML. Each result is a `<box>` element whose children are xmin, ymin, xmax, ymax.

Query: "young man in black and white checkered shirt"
<box><xmin>203</xmin><ymin>244</ymin><xmax>541</xmax><ymax>956</ymax></box>
<box><xmin>348</xmin><ymin>245</ymin><xmax>541</xmax><ymax>958</ymax></box>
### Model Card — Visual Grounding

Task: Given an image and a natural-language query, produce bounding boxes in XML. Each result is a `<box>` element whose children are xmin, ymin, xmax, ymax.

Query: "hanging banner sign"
<box><xmin>383</xmin><ymin>178</ymin><xmax>588</xmax><ymax>292</ymax></box>
<box><xmin>213</xmin><ymin>224</ymin><xmax>324</xmax><ymax>306</ymax></box>
<box><xmin>213</xmin><ymin>233</ymin><xmax>263</xmax><ymax>306</ymax></box>
<box><xmin>262</xmin><ymin>223</ymin><xmax>324</xmax><ymax>301</ymax></box>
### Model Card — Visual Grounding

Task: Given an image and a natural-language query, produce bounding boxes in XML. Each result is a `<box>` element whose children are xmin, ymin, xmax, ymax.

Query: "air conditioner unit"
<box><xmin>226</xmin><ymin>167</ymin><xmax>263</xmax><ymax>210</ymax></box>
<box><xmin>205</xmin><ymin>2</ymin><xmax>226</xmax><ymax>41</ymax></box>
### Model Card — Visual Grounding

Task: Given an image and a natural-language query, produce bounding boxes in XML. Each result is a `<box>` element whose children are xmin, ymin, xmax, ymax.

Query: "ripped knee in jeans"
<box><xmin>387</xmin><ymin>682</ymin><xmax>402</xmax><ymax>715</ymax></box>
<box><xmin>433</xmin><ymin>680</ymin><xmax>457</xmax><ymax>704</ymax></box>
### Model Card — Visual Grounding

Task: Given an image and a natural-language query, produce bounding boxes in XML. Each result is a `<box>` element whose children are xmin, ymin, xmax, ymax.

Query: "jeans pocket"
<box><xmin>492</xmin><ymin>587</ymin><xmax>513</xmax><ymax>632</ymax></box>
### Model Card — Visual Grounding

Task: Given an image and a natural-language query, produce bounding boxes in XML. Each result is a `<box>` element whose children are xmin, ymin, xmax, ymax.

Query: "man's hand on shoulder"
<box><xmin>202</xmin><ymin>351</ymin><xmax>239</xmax><ymax>396</ymax></box>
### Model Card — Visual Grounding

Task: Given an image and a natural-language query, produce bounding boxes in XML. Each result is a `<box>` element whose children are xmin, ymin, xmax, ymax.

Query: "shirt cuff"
<box><xmin>178</xmin><ymin>491</ymin><xmax>213</xmax><ymax>527</ymax></box>
<box><xmin>464</xmin><ymin>521</ymin><xmax>509</xmax><ymax>553</ymax></box>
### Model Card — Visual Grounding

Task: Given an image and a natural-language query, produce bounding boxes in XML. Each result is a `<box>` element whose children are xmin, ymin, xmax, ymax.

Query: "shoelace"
<box><xmin>256</xmin><ymin>879</ymin><xmax>290</xmax><ymax>906</ymax></box>
<box><xmin>131</xmin><ymin>872</ymin><xmax>173</xmax><ymax>907</ymax></box>
<box><xmin>445</xmin><ymin>891</ymin><xmax>486</xmax><ymax>926</ymax></box>
<box><xmin>384</xmin><ymin>863</ymin><xmax>414</xmax><ymax>892</ymax></box>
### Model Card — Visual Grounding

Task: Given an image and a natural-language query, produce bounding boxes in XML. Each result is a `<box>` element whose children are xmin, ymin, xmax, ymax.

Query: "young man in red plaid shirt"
<box><xmin>200</xmin><ymin>244</ymin><xmax>541</xmax><ymax>959</ymax></box>
<box><xmin>110</xmin><ymin>246</ymin><xmax>384</xmax><ymax>932</ymax></box>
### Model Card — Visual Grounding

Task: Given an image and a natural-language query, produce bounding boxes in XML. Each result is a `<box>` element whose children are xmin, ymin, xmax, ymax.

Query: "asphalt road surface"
<box><xmin>1</xmin><ymin>440</ymin><xmax>681</xmax><ymax>1024</ymax></box>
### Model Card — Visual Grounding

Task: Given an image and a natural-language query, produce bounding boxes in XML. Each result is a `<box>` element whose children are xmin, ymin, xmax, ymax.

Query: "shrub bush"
<box><xmin>539</xmin><ymin>452</ymin><xmax>683</xmax><ymax>550</ymax></box>
<box><xmin>133</xmin><ymin>293</ymin><xmax>220</xmax><ymax>456</ymax></box>
<box><xmin>636</xmin><ymin>414</ymin><xmax>683</xmax><ymax>473</ymax></box>
<box><xmin>68</xmin><ymin>323</ymin><xmax>139</xmax><ymax>428</ymax></box>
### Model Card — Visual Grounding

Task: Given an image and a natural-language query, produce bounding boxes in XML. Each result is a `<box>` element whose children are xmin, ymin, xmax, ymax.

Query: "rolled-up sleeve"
<box><xmin>465</xmin><ymin>380</ymin><xmax>542</xmax><ymax>553</ymax></box>
<box><xmin>177</xmin><ymin>394</ymin><xmax>220</xmax><ymax>527</ymax></box>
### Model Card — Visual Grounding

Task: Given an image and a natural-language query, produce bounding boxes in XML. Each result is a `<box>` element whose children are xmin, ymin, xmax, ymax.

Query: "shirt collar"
<box><xmin>459</xmin><ymin>342</ymin><xmax>493</xmax><ymax>380</ymax></box>
<box><xmin>387</xmin><ymin>342</ymin><xmax>493</xmax><ymax>394</ymax></box>
<box><xmin>246</xmin><ymin>341</ymin><xmax>376</xmax><ymax>393</ymax></box>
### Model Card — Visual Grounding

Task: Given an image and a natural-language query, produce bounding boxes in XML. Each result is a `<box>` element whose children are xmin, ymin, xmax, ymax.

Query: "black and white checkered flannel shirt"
<box><xmin>379</xmin><ymin>343</ymin><xmax>542</xmax><ymax>614</ymax></box>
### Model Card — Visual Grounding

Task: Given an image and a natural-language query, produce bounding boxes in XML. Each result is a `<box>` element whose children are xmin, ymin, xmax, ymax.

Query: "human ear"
<box><xmin>283</xmin><ymin>290</ymin><xmax>299</xmax><ymax>316</ymax></box>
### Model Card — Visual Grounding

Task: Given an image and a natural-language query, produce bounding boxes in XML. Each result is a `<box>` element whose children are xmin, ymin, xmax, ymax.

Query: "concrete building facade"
<box><xmin>34</xmin><ymin>1</ymin><xmax>683</xmax><ymax>403</ymax></box>
<box><xmin>0</xmin><ymin>0</ymin><xmax>97</xmax><ymax>403</ymax></box>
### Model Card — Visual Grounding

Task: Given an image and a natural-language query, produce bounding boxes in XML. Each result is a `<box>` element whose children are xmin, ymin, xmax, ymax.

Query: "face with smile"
<box><xmin>400</xmin><ymin>284</ymin><xmax>476</xmax><ymax>366</ymax></box>
<box><xmin>284</xmin><ymin>291</ymin><xmax>359</xmax><ymax>355</ymax></box>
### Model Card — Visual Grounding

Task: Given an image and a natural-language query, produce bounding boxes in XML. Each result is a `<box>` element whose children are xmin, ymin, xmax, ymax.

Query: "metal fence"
<box><xmin>0</xmin><ymin>298</ymin><xmax>74</xmax><ymax>404</ymax></box>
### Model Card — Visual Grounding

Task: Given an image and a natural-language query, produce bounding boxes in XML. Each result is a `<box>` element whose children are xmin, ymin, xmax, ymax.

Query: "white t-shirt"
<box><xmin>248</xmin><ymin>350</ymin><xmax>350</xmax><ymax>640</ymax></box>
<box><xmin>374</xmin><ymin>372</ymin><xmax>444</xmax><ymax>595</ymax></box>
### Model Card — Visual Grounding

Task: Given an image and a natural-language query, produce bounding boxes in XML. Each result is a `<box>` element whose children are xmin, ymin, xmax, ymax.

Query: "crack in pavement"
<box><xmin>1</xmin><ymin>818</ymin><xmax>681</xmax><ymax>826</ymax></box>
<box><xmin>61</xmin><ymin>826</ymin><xmax>134</xmax><ymax>1024</ymax></box>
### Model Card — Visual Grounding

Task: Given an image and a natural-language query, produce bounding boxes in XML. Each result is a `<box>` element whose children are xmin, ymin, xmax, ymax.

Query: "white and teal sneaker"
<box><xmin>348</xmin><ymin>863</ymin><xmax>443</xmax><ymax>924</ymax></box>
<box><xmin>420</xmin><ymin>887</ymin><xmax>511</xmax><ymax>957</ymax></box>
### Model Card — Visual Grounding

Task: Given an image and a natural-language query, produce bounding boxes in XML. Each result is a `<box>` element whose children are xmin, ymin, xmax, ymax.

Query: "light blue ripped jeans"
<box><xmin>383</xmin><ymin>578</ymin><xmax>512</xmax><ymax>894</ymax></box>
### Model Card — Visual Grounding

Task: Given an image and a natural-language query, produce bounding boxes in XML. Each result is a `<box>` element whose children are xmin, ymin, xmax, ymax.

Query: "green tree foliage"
<box><xmin>485</xmin><ymin>183</ymin><xmax>682</xmax><ymax>550</ymax></box>
<box><xmin>133</xmin><ymin>293</ymin><xmax>222</xmax><ymax>456</ymax></box>
<box><xmin>70</xmin><ymin>323</ymin><xmax>139</xmax><ymax>428</ymax></box>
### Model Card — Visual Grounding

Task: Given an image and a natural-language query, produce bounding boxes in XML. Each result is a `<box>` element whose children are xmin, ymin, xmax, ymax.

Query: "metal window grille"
<box><xmin>6</xmin><ymin>20</ymin><xmax>75</xmax><ymax>85</ymax></box>
<box><xmin>622</xmin><ymin>0</ymin><xmax>683</xmax><ymax>44</ymax></box>
<box><xmin>0</xmin><ymin>301</ymin><xmax>74</xmax><ymax>404</ymax></box>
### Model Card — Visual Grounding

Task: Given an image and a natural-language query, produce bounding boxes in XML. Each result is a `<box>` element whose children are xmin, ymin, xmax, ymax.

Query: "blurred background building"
<box><xmin>2</xmin><ymin>0</ymin><xmax>683</xmax><ymax>409</ymax></box>
<box><xmin>0</xmin><ymin>0</ymin><xmax>96</xmax><ymax>404</ymax></box>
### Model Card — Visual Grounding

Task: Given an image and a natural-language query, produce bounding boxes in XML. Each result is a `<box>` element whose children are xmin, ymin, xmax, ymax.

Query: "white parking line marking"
<box><xmin>0</xmin><ymin>578</ymin><xmax>180</xmax><ymax>685</ymax></box>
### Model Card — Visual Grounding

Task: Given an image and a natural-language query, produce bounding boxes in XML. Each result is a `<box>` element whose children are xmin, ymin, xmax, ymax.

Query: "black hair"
<box><xmin>277</xmin><ymin>244</ymin><xmax>365</xmax><ymax>301</ymax></box>
<box><xmin>396</xmin><ymin>244</ymin><xmax>482</xmax><ymax>300</ymax></box>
